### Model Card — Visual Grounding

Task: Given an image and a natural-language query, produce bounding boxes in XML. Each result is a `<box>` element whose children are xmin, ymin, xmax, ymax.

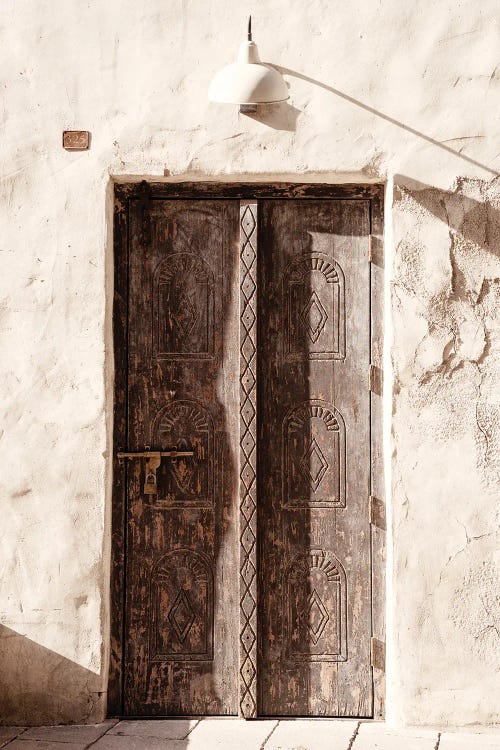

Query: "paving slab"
<box><xmin>108</xmin><ymin>720</ymin><xmax>199</xmax><ymax>740</ymax></box>
<box><xmin>2</xmin><ymin>721</ymin><xmax>496</xmax><ymax>750</ymax></box>
<box><xmin>187</xmin><ymin>718</ymin><xmax>278</xmax><ymax>749</ymax></box>
<box><xmin>21</xmin><ymin>723</ymin><xmax>115</xmax><ymax>745</ymax></box>
<box><xmin>353</xmin><ymin>723</ymin><xmax>438</xmax><ymax>750</ymax></box>
<box><xmin>265</xmin><ymin>719</ymin><xmax>359</xmax><ymax>750</ymax></box>
<box><xmin>439</xmin><ymin>732</ymin><xmax>500</xmax><ymax>749</ymax></box>
<box><xmin>92</xmin><ymin>735</ymin><xmax>186</xmax><ymax>750</ymax></box>
<box><xmin>0</xmin><ymin>729</ymin><xmax>27</xmax><ymax>747</ymax></box>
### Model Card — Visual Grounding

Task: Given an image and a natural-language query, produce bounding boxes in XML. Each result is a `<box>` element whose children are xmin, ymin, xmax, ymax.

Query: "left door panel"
<box><xmin>123</xmin><ymin>198</ymin><xmax>240</xmax><ymax>716</ymax></box>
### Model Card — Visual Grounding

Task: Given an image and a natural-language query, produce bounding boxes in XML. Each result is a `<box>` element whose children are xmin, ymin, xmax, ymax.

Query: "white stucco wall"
<box><xmin>1</xmin><ymin>0</ymin><xmax>498</xmax><ymax>727</ymax></box>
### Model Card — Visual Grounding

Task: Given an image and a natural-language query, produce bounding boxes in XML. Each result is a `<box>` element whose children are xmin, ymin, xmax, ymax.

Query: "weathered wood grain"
<box><xmin>369</xmin><ymin>190</ymin><xmax>386</xmax><ymax>719</ymax></box>
<box><xmin>108</xmin><ymin>187</ymin><xmax>130</xmax><ymax>716</ymax></box>
<box><xmin>110</xmin><ymin>183</ymin><xmax>384</xmax><ymax>719</ymax></box>
<box><xmin>114</xmin><ymin>182</ymin><xmax>384</xmax><ymax>202</ymax></box>
<box><xmin>122</xmin><ymin>198</ymin><xmax>240</xmax><ymax>716</ymax></box>
<box><xmin>257</xmin><ymin>200</ymin><xmax>372</xmax><ymax>717</ymax></box>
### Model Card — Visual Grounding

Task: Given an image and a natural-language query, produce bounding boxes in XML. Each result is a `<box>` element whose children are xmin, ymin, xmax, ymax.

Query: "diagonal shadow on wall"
<box><xmin>0</xmin><ymin>623</ymin><xmax>104</xmax><ymax>726</ymax></box>
<box><xmin>394</xmin><ymin>175</ymin><xmax>500</xmax><ymax>259</ymax></box>
<box><xmin>274</xmin><ymin>67</ymin><xmax>499</xmax><ymax>178</ymax></box>
<box><xmin>0</xmin><ymin>625</ymin><xmax>194</xmax><ymax>742</ymax></box>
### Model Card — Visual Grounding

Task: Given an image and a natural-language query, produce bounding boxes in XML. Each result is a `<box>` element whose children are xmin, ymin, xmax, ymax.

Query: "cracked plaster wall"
<box><xmin>390</xmin><ymin>178</ymin><xmax>500</xmax><ymax>727</ymax></box>
<box><xmin>0</xmin><ymin>0</ymin><xmax>499</xmax><ymax>728</ymax></box>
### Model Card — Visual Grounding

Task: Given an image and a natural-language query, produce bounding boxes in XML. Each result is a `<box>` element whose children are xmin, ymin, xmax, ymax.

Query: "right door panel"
<box><xmin>258</xmin><ymin>199</ymin><xmax>372</xmax><ymax>716</ymax></box>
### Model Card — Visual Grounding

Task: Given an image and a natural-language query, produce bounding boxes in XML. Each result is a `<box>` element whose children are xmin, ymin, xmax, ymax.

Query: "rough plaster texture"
<box><xmin>391</xmin><ymin>178</ymin><xmax>500</xmax><ymax>727</ymax></box>
<box><xmin>0</xmin><ymin>0</ymin><xmax>498</xmax><ymax>728</ymax></box>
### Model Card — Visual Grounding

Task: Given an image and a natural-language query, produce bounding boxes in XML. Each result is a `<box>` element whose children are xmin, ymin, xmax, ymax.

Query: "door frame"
<box><xmin>108</xmin><ymin>181</ymin><xmax>385</xmax><ymax>718</ymax></box>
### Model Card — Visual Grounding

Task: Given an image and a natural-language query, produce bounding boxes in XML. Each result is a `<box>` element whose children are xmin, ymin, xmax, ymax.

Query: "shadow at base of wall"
<box><xmin>0</xmin><ymin>623</ymin><xmax>105</xmax><ymax>726</ymax></box>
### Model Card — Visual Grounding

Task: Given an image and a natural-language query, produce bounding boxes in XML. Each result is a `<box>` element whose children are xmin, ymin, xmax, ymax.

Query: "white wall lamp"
<box><xmin>208</xmin><ymin>16</ymin><xmax>289</xmax><ymax>113</ymax></box>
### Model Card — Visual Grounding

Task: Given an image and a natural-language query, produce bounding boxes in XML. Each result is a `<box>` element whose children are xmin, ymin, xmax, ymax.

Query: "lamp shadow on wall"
<box><xmin>242</xmin><ymin>99</ymin><xmax>301</xmax><ymax>132</ymax></box>
<box><xmin>270</xmin><ymin>66</ymin><xmax>499</xmax><ymax>178</ymax></box>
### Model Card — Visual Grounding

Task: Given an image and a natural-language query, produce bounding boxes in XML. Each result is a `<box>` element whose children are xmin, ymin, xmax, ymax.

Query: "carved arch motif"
<box><xmin>152</xmin><ymin>399</ymin><xmax>214</xmax><ymax>508</ymax></box>
<box><xmin>149</xmin><ymin>549</ymin><xmax>214</xmax><ymax>662</ymax></box>
<box><xmin>153</xmin><ymin>252</ymin><xmax>215</xmax><ymax>359</ymax></box>
<box><xmin>285</xmin><ymin>548</ymin><xmax>347</xmax><ymax>662</ymax></box>
<box><xmin>283</xmin><ymin>399</ymin><xmax>346</xmax><ymax>508</ymax></box>
<box><xmin>284</xmin><ymin>253</ymin><xmax>346</xmax><ymax>361</ymax></box>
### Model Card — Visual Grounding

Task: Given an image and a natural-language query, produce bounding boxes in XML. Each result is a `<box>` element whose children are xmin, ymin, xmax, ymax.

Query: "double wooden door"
<box><xmin>112</xmin><ymin>184</ymin><xmax>382</xmax><ymax>718</ymax></box>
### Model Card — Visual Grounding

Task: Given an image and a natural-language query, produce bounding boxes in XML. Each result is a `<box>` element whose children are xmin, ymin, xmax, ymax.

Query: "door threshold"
<box><xmin>110</xmin><ymin>715</ymin><xmax>373</xmax><ymax>721</ymax></box>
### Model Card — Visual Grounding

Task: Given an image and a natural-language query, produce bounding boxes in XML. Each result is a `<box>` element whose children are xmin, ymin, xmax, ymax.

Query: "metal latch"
<box><xmin>369</xmin><ymin>495</ymin><xmax>386</xmax><ymax>530</ymax></box>
<box><xmin>369</xmin><ymin>364</ymin><xmax>383</xmax><ymax>395</ymax></box>
<box><xmin>117</xmin><ymin>449</ymin><xmax>194</xmax><ymax>495</ymax></box>
<box><xmin>371</xmin><ymin>637</ymin><xmax>386</xmax><ymax>671</ymax></box>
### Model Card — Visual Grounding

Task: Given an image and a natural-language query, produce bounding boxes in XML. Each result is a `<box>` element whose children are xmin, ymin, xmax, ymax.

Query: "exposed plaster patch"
<box><xmin>451</xmin><ymin>558</ymin><xmax>500</xmax><ymax>662</ymax></box>
<box><xmin>361</xmin><ymin>150</ymin><xmax>386</xmax><ymax>178</ymax></box>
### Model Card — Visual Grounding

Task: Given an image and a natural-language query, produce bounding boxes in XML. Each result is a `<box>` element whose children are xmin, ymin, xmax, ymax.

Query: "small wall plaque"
<box><xmin>62</xmin><ymin>131</ymin><xmax>90</xmax><ymax>150</ymax></box>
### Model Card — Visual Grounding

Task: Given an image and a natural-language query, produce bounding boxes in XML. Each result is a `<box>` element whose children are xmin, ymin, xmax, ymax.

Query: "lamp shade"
<box><xmin>208</xmin><ymin>26</ymin><xmax>289</xmax><ymax>105</ymax></box>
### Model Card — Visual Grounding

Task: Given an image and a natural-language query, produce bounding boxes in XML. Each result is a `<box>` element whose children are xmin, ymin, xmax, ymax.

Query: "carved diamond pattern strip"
<box><xmin>239</xmin><ymin>204</ymin><xmax>258</xmax><ymax>718</ymax></box>
<box><xmin>241</xmin><ymin>492</ymin><xmax>256</xmax><ymax>518</ymax></box>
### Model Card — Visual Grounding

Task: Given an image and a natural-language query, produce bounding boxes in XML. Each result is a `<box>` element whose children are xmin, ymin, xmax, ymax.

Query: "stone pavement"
<box><xmin>0</xmin><ymin>720</ymin><xmax>499</xmax><ymax>750</ymax></box>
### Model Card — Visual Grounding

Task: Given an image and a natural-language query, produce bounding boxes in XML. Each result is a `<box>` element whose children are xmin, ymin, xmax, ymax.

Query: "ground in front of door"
<box><xmin>0</xmin><ymin>720</ymin><xmax>498</xmax><ymax>750</ymax></box>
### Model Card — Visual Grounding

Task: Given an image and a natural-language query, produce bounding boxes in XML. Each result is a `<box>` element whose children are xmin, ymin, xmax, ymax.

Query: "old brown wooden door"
<box><xmin>112</xmin><ymin>184</ymin><xmax>380</xmax><ymax>719</ymax></box>
<box><xmin>122</xmin><ymin>197</ymin><xmax>240</xmax><ymax>715</ymax></box>
<box><xmin>258</xmin><ymin>200</ymin><xmax>372</xmax><ymax>716</ymax></box>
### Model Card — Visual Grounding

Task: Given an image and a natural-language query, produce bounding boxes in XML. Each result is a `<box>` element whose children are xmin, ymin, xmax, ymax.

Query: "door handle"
<box><xmin>117</xmin><ymin>450</ymin><xmax>194</xmax><ymax>495</ymax></box>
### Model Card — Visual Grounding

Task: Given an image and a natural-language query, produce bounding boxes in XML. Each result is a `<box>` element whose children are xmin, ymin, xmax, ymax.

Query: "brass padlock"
<box><xmin>116</xmin><ymin>449</ymin><xmax>194</xmax><ymax>497</ymax></box>
<box><xmin>143</xmin><ymin>454</ymin><xmax>161</xmax><ymax>495</ymax></box>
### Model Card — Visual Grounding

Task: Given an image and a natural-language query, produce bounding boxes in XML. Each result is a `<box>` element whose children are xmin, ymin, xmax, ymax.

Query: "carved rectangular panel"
<box><xmin>123</xmin><ymin>199</ymin><xmax>240</xmax><ymax>716</ymax></box>
<box><xmin>285</xmin><ymin>254</ymin><xmax>345</xmax><ymax>360</ymax></box>
<box><xmin>153</xmin><ymin>251</ymin><xmax>215</xmax><ymax>359</ymax></box>
<box><xmin>285</xmin><ymin>548</ymin><xmax>347</xmax><ymax>661</ymax></box>
<box><xmin>149</xmin><ymin>549</ymin><xmax>213</xmax><ymax>662</ymax></box>
<box><xmin>258</xmin><ymin>200</ymin><xmax>372</xmax><ymax>717</ymax></box>
<box><xmin>152</xmin><ymin>399</ymin><xmax>214</xmax><ymax>509</ymax></box>
<box><xmin>283</xmin><ymin>400</ymin><xmax>346</xmax><ymax>508</ymax></box>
